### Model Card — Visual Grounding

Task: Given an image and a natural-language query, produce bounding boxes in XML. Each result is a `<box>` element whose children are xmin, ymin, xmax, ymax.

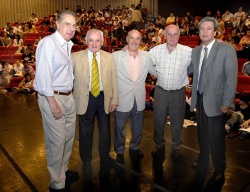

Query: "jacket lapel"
<box><xmin>203</xmin><ymin>41</ymin><xmax>219</xmax><ymax>71</ymax></box>
<box><xmin>81</xmin><ymin>50</ymin><xmax>90</xmax><ymax>79</ymax></box>
<box><xmin>121</xmin><ymin>51</ymin><xmax>132</xmax><ymax>80</ymax></box>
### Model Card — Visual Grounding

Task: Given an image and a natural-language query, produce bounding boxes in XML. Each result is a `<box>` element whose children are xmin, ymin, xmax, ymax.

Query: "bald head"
<box><xmin>127</xmin><ymin>30</ymin><xmax>142</xmax><ymax>39</ymax></box>
<box><xmin>165</xmin><ymin>24</ymin><xmax>180</xmax><ymax>36</ymax></box>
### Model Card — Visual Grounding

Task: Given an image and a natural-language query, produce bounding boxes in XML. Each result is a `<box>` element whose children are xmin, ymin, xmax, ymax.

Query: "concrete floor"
<box><xmin>0</xmin><ymin>93</ymin><xmax>250</xmax><ymax>192</ymax></box>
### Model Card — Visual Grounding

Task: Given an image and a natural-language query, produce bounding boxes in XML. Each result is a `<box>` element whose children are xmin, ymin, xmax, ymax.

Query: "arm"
<box><xmin>18</xmin><ymin>79</ymin><xmax>25</xmax><ymax>88</ymax></box>
<box><xmin>221</xmin><ymin>45</ymin><xmax>238</xmax><ymax>113</ymax></box>
<box><xmin>240</xmin><ymin>119</ymin><xmax>250</xmax><ymax>128</ymax></box>
<box><xmin>109</xmin><ymin>54</ymin><xmax>119</xmax><ymax>112</ymax></box>
<box><xmin>147</xmin><ymin>53</ymin><xmax>157</xmax><ymax>77</ymax></box>
<box><xmin>35</xmin><ymin>38</ymin><xmax>62</xmax><ymax>119</ymax></box>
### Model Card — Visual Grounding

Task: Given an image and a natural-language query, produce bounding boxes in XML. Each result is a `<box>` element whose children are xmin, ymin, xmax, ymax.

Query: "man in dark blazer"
<box><xmin>188</xmin><ymin>17</ymin><xmax>238</xmax><ymax>188</ymax></box>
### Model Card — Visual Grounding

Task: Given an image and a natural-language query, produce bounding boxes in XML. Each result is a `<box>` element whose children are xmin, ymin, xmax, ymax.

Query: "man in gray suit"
<box><xmin>112</xmin><ymin>30</ymin><xmax>157</xmax><ymax>164</ymax></box>
<box><xmin>188</xmin><ymin>17</ymin><xmax>238</xmax><ymax>187</ymax></box>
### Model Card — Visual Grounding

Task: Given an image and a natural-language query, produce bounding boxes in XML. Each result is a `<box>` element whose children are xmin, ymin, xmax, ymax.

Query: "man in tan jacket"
<box><xmin>72</xmin><ymin>29</ymin><xmax>119</xmax><ymax>180</ymax></box>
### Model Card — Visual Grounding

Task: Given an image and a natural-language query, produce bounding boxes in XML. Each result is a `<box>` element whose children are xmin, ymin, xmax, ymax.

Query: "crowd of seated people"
<box><xmin>0</xmin><ymin>4</ymin><xmax>250</xmax><ymax>98</ymax></box>
<box><xmin>0</xmin><ymin>4</ymin><xmax>249</xmax><ymax>52</ymax></box>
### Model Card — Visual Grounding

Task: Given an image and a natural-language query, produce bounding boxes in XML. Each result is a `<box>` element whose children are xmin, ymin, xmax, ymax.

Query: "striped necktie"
<box><xmin>91</xmin><ymin>53</ymin><xmax>100</xmax><ymax>97</ymax></box>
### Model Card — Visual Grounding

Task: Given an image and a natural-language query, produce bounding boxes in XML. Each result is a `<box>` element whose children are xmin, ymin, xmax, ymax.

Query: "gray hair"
<box><xmin>198</xmin><ymin>17</ymin><xmax>218</xmax><ymax>31</ymax></box>
<box><xmin>57</xmin><ymin>10</ymin><xmax>76</xmax><ymax>23</ymax></box>
<box><xmin>86</xmin><ymin>29</ymin><xmax>104</xmax><ymax>42</ymax></box>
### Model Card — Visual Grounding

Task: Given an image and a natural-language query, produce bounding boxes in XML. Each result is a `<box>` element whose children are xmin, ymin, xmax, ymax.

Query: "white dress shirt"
<box><xmin>34</xmin><ymin>31</ymin><xmax>74</xmax><ymax>96</ymax></box>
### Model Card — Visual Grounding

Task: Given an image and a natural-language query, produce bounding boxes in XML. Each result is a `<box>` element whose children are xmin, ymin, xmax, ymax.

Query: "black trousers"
<box><xmin>78</xmin><ymin>93</ymin><xmax>111</xmax><ymax>164</ymax></box>
<box><xmin>196</xmin><ymin>93</ymin><xmax>227</xmax><ymax>174</ymax></box>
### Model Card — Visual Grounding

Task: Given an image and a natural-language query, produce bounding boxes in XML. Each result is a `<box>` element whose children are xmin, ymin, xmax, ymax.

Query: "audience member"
<box><xmin>239</xmin><ymin>30</ymin><xmax>250</xmax><ymax>45</ymax></box>
<box><xmin>222</xmin><ymin>10</ymin><xmax>234</xmax><ymax>24</ymax></box>
<box><xmin>22</xmin><ymin>60</ymin><xmax>35</xmax><ymax>78</ymax></box>
<box><xmin>147</xmin><ymin>13</ymin><xmax>155</xmax><ymax>24</ymax></box>
<box><xmin>225</xmin><ymin>93</ymin><xmax>250</xmax><ymax>133</ymax></box>
<box><xmin>239</xmin><ymin>118</ymin><xmax>250</xmax><ymax>140</ymax></box>
<box><xmin>242</xmin><ymin>59</ymin><xmax>250</xmax><ymax>76</ymax></box>
<box><xmin>1</xmin><ymin>32</ymin><xmax>11</xmax><ymax>46</ymax></box>
<box><xmin>147</xmin><ymin>23</ymin><xmax>156</xmax><ymax>38</ymax></box>
<box><xmin>236</xmin><ymin>21</ymin><xmax>248</xmax><ymax>37</ymax></box>
<box><xmin>29</xmin><ymin>13</ymin><xmax>39</xmax><ymax>24</ymax></box>
<box><xmin>12</xmin><ymin>73</ymin><xmax>35</xmax><ymax>94</ymax></box>
<box><xmin>4</xmin><ymin>62</ymin><xmax>15</xmax><ymax>76</ymax></box>
<box><xmin>0</xmin><ymin>70</ymin><xmax>10</xmax><ymax>93</ymax></box>
<box><xmin>166</xmin><ymin>12</ymin><xmax>176</xmax><ymax>25</ymax></box>
<box><xmin>25</xmin><ymin>22</ymin><xmax>38</xmax><ymax>33</ymax></box>
<box><xmin>22</xmin><ymin>47</ymin><xmax>35</xmax><ymax>63</ymax></box>
<box><xmin>234</xmin><ymin>7</ymin><xmax>246</xmax><ymax>27</ymax></box>
<box><xmin>13</xmin><ymin>60</ymin><xmax>24</xmax><ymax>77</ymax></box>
<box><xmin>130</xmin><ymin>6</ymin><xmax>144</xmax><ymax>31</ymax></box>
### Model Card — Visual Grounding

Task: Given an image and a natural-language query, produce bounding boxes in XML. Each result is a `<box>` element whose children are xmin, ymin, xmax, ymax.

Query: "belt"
<box><xmin>166</xmin><ymin>90</ymin><xmax>177</xmax><ymax>92</ymax></box>
<box><xmin>157</xmin><ymin>85</ymin><xmax>184</xmax><ymax>92</ymax></box>
<box><xmin>54</xmin><ymin>91</ymin><xmax>72</xmax><ymax>96</ymax></box>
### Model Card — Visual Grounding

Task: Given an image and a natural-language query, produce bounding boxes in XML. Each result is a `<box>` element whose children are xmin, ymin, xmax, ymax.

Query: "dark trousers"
<box><xmin>196</xmin><ymin>93</ymin><xmax>227</xmax><ymax>174</ymax></box>
<box><xmin>130</xmin><ymin>21</ymin><xmax>140</xmax><ymax>31</ymax></box>
<box><xmin>153</xmin><ymin>86</ymin><xmax>186</xmax><ymax>149</ymax></box>
<box><xmin>78</xmin><ymin>93</ymin><xmax>111</xmax><ymax>164</ymax></box>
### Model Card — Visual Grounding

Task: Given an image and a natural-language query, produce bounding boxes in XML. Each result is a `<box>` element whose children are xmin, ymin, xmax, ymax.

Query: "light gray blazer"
<box><xmin>113</xmin><ymin>49</ymin><xmax>157</xmax><ymax>112</ymax></box>
<box><xmin>188</xmin><ymin>40</ymin><xmax>238</xmax><ymax>117</ymax></box>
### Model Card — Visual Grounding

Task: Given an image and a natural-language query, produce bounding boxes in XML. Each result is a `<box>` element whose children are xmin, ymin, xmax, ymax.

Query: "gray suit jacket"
<box><xmin>188</xmin><ymin>40</ymin><xmax>238</xmax><ymax>117</ymax></box>
<box><xmin>113</xmin><ymin>49</ymin><xmax>157</xmax><ymax>112</ymax></box>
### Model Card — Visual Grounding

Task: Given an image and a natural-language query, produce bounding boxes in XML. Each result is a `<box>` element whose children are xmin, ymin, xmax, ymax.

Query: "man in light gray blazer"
<box><xmin>112</xmin><ymin>30</ymin><xmax>157</xmax><ymax>164</ymax></box>
<box><xmin>188</xmin><ymin>17</ymin><xmax>237</xmax><ymax>188</ymax></box>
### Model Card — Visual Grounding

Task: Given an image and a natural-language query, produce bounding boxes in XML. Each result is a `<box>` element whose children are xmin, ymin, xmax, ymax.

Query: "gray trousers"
<box><xmin>153</xmin><ymin>86</ymin><xmax>186</xmax><ymax>150</ymax></box>
<box><xmin>114</xmin><ymin>99</ymin><xmax>144</xmax><ymax>154</ymax></box>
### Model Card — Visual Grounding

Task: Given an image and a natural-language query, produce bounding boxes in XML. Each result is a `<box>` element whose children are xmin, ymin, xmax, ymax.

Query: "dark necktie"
<box><xmin>198</xmin><ymin>47</ymin><xmax>208</xmax><ymax>94</ymax></box>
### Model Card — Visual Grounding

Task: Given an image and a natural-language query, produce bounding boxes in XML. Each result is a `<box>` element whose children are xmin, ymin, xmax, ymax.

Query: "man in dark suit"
<box><xmin>188</xmin><ymin>17</ymin><xmax>238</xmax><ymax>188</ymax></box>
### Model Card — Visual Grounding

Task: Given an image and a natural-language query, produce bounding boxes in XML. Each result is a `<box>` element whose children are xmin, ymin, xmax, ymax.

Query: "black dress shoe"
<box><xmin>151</xmin><ymin>147</ymin><xmax>165</xmax><ymax>158</ymax></box>
<box><xmin>129</xmin><ymin>149</ymin><xmax>144</xmax><ymax>159</ymax></box>
<box><xmin>65</xmin><ymin>170</ymin><xmax>79</xmax><ymax>182</ymax></box>
<box><xmin>116</xmin><ymin>154</ymin><xmax>124</xmax><ymax>164</ymax></box>
<box><xmin>208</xmin><ymin>172</ymin><xmax>225</xmax><ymax>184</ymax></box>
<box><xmin>191</xmin><ymin>160</ymin><xmax>198</xmax><ymax>169</ymax></box>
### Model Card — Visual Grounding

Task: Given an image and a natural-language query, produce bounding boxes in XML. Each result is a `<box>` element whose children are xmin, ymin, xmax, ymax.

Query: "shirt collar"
<box><xmin>203</xmin><ymin>39</ymin><xmax>215</xmax><ymax>50</ymax></box>
<box><xmin>87</xmin><ymin>49</ymin><xmax>100</xmax><ymax>57</ymax></box>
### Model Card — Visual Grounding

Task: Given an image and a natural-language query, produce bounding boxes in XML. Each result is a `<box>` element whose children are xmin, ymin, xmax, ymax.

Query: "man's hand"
<box><xmin>109</xmin><ymin>104</ymin><xmax>117</xmax><ymax>112</ymax></box>
<box><xmin>46</xmin><ymin>96</ymin><xmax>62</xmax><ymax>120</ymax></box>
<box><xmin>240</xmin><ymin>121</ymin><xmax>249</xmax><ymax>128</ymax></box>
<box><xmin>221</xmin><ymin>106</ymin><xmax>231</xmax><ymax>114</ymax></box>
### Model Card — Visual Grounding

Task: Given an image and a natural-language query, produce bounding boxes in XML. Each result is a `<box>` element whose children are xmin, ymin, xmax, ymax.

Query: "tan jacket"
<box><xmin>72</xmin><ymin>49</ymin><xmax>119</xmax><ymax>115</ymax></box>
